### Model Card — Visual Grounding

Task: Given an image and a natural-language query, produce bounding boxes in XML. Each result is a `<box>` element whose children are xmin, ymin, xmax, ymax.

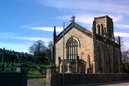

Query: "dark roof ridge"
<box><xmin>56</xmin><ymin>22</ymin><xmax>93</xmax><ymax>43</ymax></box>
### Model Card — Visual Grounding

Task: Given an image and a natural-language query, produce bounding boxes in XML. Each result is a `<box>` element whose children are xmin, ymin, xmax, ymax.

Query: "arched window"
<box><xmin>107</xmin><ymin>47</ymin><xmax>112</xmax><ymax>73</ymax></box>
<box><xmin>115</xmin><ymin>50</ymin><xmax>120</xmax><ymax>73</ymax></box>
<box><xmin>96</xmin><ymin>24</ymin><xmax>100</xmax><ymax>35</ymax></box>
<box><xmin>100</xmin><ymin>24</ymin><xmax>104</xmax><ymax>36</ymax></box>
<box><xmin>98</xmin><ymin>44</ymin><xmax>103</xmax><ymax>73</ymax></box>
<box><xmin>67</xmin><ymin>38</ymin><xmax>78</xmax><ymax>59</ymax></box>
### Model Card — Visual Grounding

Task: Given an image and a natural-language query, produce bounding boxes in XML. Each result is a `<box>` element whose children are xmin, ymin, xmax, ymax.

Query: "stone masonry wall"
<box><xmin>56</xmin><ymin>73</ymin><xmax>129</xmax><ymax>85</ymax></box>
<box><xmin>0</xmin><ymin>72</ymin><xmax>27</xmax><ymax>86</ymax></box>
<box><xmin>55</xmin><ymin>27</ymin><xmax>94</xmax><ymax>69</ymax></box>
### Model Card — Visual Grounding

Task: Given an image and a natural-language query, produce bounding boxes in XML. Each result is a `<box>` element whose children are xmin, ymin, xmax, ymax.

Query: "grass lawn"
<box><xmin>36</xmin><ymin>63</ymin><xmax>49</xmax><ymax>70</ymax></box>
<box><xmin>38</xmin><ymin>79</ymin><xmax>46</xmax><ymax>84</ymax></box>
<box><xmin>28</xmin><ymin>69</ymin><xmax>46</xmax><ymax>78</ymax></box>
<box><xmin>0</xmin><ymin>62</ymin><xmax>17</xmax><ymax>71</ymax></box>
<box><xmin>0</xmin><ymin>61</ymin><xmax>49</xmax><ymax>78</ymax></box>
<box><xmin>27</xmin><ymin>62</ymin><xmax>49</xmax><ymax>78</ymax></box>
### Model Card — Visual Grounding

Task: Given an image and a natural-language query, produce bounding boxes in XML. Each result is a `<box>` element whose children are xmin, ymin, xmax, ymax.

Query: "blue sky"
<box><xmin>0</xmin><ymin>0</ymin><xmax>129</xmax><ymax>53</ymax></box>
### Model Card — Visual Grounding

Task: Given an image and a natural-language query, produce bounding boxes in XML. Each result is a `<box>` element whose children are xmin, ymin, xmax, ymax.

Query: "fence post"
<box><xmin>46</xmin><ymin>66</ymin><xmax>57</xmax><ymax>86</ymax></box>
<box><xmin>16</xmin><ymin>64</ymin><xmax>29</xmax><ymax>86</ymax></box>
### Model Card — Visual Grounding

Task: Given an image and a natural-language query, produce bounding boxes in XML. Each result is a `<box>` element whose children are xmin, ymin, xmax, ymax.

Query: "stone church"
<box><xmin>51</xmin><ymin>15</ymin><xmax>122</xmax><ymax>74</ymax></box>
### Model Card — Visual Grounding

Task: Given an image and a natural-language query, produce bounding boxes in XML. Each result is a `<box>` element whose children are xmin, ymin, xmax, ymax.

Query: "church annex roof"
<box><xmin>56</xmin><ymin>22</ymin><xmax>93</xmax><ymax>42</ymax></box>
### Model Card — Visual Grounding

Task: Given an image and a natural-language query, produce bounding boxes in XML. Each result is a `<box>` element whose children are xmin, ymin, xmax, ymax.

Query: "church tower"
<box><xmin>93</xmin><ymin>15</ymin><xmax>115</xmax><ymax>41</ymax></box>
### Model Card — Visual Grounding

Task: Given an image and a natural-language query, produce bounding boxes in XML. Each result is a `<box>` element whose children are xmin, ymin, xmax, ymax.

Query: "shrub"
<box><xmin>122</xmin><ymin>62</ymin><xmax>129</xmax><ymax>73</ymax></box>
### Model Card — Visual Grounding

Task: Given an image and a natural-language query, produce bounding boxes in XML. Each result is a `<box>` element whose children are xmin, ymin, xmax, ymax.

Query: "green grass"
<box><xmin>0</xmin><ymin>62</ymin><xmax>17</xmax><ymax>71</ymax></box>
<box><xmin>36</xmin><ymin>63</ymin><xmax>49</xmax><ymax>70</ymax></box>
<box><xmin>0</xmin><ymin>61</ymin><xmax>50</xmax><ymax>78</ymax></box>
<box><xmin>27</xmin><ymin>62</ymin><xmax>49</xmax><ymax>78</ymax></box>
<box><xmin>28</xmin><ymin>69</ymin><xmax>46</xmax><ymax>78</ymax></box>
<box><xmin>38</xmin><ymin>79</ymin><xmax>46</xmax><ymax>84</ymax></box>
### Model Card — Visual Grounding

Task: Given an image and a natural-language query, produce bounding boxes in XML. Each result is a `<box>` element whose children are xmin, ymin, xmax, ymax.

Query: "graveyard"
<box><xmin>0</xmin><ymin>47</ymin><xmax>50</xmax><ymax>79</ymax></box>
<box><xmin>0</xmin><ymin>47</ymin><xmax>49</xmax><ymax>86</ymax></box>
<box><xmin>0</xmin><ymin>61</ymin><xmax>49</xmax><ymax>78</ymax></box>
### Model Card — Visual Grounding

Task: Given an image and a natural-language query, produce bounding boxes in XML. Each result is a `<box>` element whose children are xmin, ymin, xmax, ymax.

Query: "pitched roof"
<box><xmin>56</xmin><ymin>22</ymin><xmax>93</xmax><ymax>42</ymax></box>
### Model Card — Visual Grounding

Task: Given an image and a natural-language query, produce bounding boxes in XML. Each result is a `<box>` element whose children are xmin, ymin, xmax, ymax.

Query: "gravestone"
<box><xmin>6</xmin><ymin>64</ymin><xmax>9</xmax><ymax>68</ymax></box>
<box><xmin>1</xmin><ymin>64</ymin><xmax>4</xmax><ymax>71</ymax></box>
<box><xmin>1</xmin><ymin>55</ymin><xmax>4</xmax><ymax>63</ymax></box>
<box><xmin>9</xmin><ymin>62</ymin><xmax>14</xmax><ymax>72</ymax></box>
<box><xmin>16</xmin><ymin>64</ymin><xmax>29</xmax><ymax>75</ymax></box>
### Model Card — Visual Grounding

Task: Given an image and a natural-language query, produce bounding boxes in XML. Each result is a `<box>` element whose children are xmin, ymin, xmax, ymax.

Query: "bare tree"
<box><xmin>121</xmin><ymin>38</ymin><xmax>129</xmax><ymax>61</ymax></box>
<box><xmin>48</xmin><ymin>40</ymin><xmax>53</xmax><ymax>50</ymax></box>
<box><xmin>29</xmin><ymin>40</ymin><xmax>47</xmax><ymax>58</ymax></box>
<box><xmin>122</xmin><ymin>50</ymin><xmax>129</xmax><ymax>61</ymax></box>
<box><xmin>45</xmin><ymin>40</ymin><xmax>53</xmax><ymax>60</ymax></box>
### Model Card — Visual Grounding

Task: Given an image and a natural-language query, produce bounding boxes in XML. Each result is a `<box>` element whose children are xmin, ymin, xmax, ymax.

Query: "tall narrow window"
<box><xmin>67</xmin><ymin>38</ymin><xmax>78</xmax><ymax>59</ymax></box>
<box><xmin>107</xmin><ymin>47</ymin><xmax>112</xmax><ymax>73</ymax></box>
<box><xmin>100</xmin><ymin>24</ymin><xmax>104</xmax><ymax>36</ymax></box>
<box><xmin>96</xmin><ymin>24</ymin><xmax>100</xmax><ymax>35</ymax></box>
<box><xmin>98</xmin><ymin>44</ymin><xmax>103</xmax><ymax>73</ymax></box>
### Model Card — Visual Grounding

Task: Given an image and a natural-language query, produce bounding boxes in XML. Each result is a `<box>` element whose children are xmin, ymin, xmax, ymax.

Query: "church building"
<box><xmin>52</xmin><ymin>15</ymin><xmax>122</xmax><ymax>73</ymax></box>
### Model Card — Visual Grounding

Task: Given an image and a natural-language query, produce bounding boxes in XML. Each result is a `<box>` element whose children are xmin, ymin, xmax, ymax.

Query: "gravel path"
<box><xmin>27</xmin><ymin>78</ymin><xmax>46</xmax><ymax>86</ymax></box>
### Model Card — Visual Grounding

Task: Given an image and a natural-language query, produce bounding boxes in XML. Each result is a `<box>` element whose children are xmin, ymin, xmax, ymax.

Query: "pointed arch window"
<box><xmin>107</xmin><ymin>47</ymin><xmax>112</xmax><ymax>73</ymax></box>
<box><xmin>96</xmin><ymin>24</ymin><xmax>100</xmax><ymax>35</ymax></box>
<box><xmin>67</xmin><ymin>38</ymin><xmax>78</xmax><ymax>59</ymax></box>
<box><xmin>98</xmin><ymin>44</ymin><xmax>103</xmax><ymax>73</ymax></box>
<box><xmin>100</xmin><ymin>24</ymin><xmax>104</xmax><ymax>36</ymax></box>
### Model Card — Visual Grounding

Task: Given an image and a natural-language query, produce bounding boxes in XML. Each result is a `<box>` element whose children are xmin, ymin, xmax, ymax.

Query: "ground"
<box><xmin>27</xmin><ymin>78</ymin><xmax>46</xmax><ymax>86</ymax></box>
<box><xmin>27</xmin><ymin>78</ymin><xmax>129</xmax><ymax>86</ymax></box>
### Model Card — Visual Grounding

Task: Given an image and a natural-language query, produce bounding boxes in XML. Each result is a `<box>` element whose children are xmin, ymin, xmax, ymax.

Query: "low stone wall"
<box><xmin>0</xmin><ymin>72</ymin><xmax>27</xmax><ymax>86</ymax></box>
<box><xmin>56</xmin><ymin>73</ymin><xmax>129</xmax><ymax>85</ymax></box>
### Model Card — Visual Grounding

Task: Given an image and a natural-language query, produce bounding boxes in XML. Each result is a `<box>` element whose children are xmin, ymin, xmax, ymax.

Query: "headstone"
<box><xmin>39</xmin><ymin>67</ymin><xmax>42</xmax><ymax>73</ymax></box>
<box><xmin>9</xmin><ymin>62</ymin><xmax>14</xmax><ymax>72</ymax></box>
<box><xmin>2</xmin><ymin>54</ymin><xmax>4</xmax><ymax>63</ymax></box>
<box><xmin>1</xmin><ymin>64</ymin><xmax>4</xmax><ymax>71</ymax></box>
<box><xmin>19</xmin><ymin>58</ymin><xmax>21</xmax><ymax>64</ymax></box>
<box><xmin>16</xmin><ymin>64</ymin><xmax>29</xmax><ymax>75</ymax></box>
<box><xmin>6</xmin><ymin>64</ymin><xmax>9</xmax><ymax>68</ymax></box>
<box><xmin>0</xmin><ymin>53</ymin><xmax>2</xmax><ymax>60</ymax></box>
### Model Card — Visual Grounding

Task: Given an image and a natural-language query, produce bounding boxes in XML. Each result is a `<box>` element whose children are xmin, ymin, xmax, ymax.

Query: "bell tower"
<box><xmin>92</xmin><ymin>15</ymin><xmax>114</xmax><ymax>41</ymax></box>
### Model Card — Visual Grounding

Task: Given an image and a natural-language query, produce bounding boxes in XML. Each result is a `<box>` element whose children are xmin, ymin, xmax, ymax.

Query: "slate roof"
<box><xmin>56</xmin><ymin>22</ymin><xmax>93</xmax><ymax>42</ymax></box>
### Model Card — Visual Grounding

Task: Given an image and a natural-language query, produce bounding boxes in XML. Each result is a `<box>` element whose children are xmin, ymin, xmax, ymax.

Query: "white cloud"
<box><xmin>109</xmin><ymin>15</ymin><xmax>123</xmax><ymax>22</ymax></box>
<box><xmin>30</xmin><ymin>27</ymin><xmax>63</xmax><ymax>32</ymax></box>
<box><xmin>56</xmin><ymin>14</ymin><xmax>94</xmax><ymax>24</ymax></box>
<box><xmin>38</xmin><ymin>0</ymin><xmax>129</xmax><ymax>15</ymax></box>
<box><xmin>75</xmin><ymin>14</ymin><xmax>94</xmax><ymax>24</ymax></box>
<box><xmin>0</xmin><ymin>42</ymin><xmax>30</xmax><ymax>53</ymax></box>
<box><xmin>56</xmin><ymin>14</ymin><xmax>122</xmax><ymax>27</ymax></box>
<box><xmin>9</xmin><ymin>36</ymin><xmax>51</xmax><ymax>42</ymax></box>
<box><xmin>114</xmin><ymin>32</ymin><xmax>129</xmax><ymax>37</ymax></box>
<box><xmin>122</xmin><ymin>42</ymin><xmax>129</xmax><ymax>51</ymax></box>
<box><xmin>0</xmin><ymin>34</ymin><xmax>51</xmax><ymax>42</ymax></box>
<box><xmin>21</xmin><ymin>25</ymin><xmax>31</xmax><ymax>28</ymax></box>
<box><xmin>115</xmin><ymin>23</ymin><xmax>129</xmax><ymax>29</ymax></box>
<box><xmin>125</xmin><ymin>42</ymin><xmax>129</xmax><ymax>48</ymax></box>
<box><xmin>37</xmin><ymin>0</ymin><xmax>129</xmax><ymax>31</ymax></box>
<box><xmin>0</xmin><ymin>33</ymin><xmax>17</xmax><ymax>37</ymax></box>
